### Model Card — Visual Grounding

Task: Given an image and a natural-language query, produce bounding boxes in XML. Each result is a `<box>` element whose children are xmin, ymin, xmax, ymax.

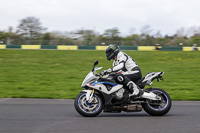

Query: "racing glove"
<box><xmin>100</xmin><ymin>68</ymin><xmax>112</xmax><ymax>75</ymax></box>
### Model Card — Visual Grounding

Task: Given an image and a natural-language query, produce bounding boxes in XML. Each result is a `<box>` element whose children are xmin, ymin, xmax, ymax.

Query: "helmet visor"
<box><xmin>106</xmin><ymin>51</ymin><xmax>114</xmax><ymax>60</ymax></box>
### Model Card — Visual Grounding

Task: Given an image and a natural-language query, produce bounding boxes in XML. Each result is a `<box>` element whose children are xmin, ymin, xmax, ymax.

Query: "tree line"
<box><xmin>1</xmin><ymin>16</ymin><xmax>200</xmax><ymax>46</ymax></box>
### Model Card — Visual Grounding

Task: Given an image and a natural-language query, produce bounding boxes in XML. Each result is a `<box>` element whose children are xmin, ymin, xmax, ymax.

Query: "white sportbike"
<box><xmin>74</xmin><ymin>60</ymin><xmax>171</xmax><ymax>117</ymax></box>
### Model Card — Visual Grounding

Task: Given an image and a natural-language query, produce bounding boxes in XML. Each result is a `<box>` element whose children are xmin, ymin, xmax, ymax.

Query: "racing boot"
<box><xmin>127</xmin><ymin>81</ymin><xmax>144</xmax><ymax>97</ymax></box>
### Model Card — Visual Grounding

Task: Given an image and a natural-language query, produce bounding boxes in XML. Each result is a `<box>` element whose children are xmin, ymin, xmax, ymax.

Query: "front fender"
<box><xmin>81</xmin><ymin>90</ymin><xmax>94</xmax><ymax>103</ymax></box>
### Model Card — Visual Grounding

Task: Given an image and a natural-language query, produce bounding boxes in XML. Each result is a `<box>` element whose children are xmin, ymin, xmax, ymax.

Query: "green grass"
<box><xmin>0</xmin><ymin>49</ymin><xmax>200</xmax><ymax>100</ymax></box>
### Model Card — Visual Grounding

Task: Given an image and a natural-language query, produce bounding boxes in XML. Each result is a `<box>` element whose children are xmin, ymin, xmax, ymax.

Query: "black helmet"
<box><xmin>105</xmin><ymin>44</ymin><xmax>120</xmax><ymax>61</ymax></box>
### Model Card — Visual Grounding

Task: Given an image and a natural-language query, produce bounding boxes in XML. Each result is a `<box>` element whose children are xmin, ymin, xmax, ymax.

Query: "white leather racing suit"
<box><xmin>110</xmin><ymin>51</ymin><xmax>142</xmax><ymax>96</ymax></box>
<box><xmin>112</xmin><ymin>51</ymin><xmax>140</xmax><ymax>75</ymax></box>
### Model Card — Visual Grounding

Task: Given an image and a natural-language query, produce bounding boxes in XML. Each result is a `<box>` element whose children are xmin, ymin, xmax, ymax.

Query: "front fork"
<box><xmin>81</xmin><ymin>89</ymin><xmax>95</xmax><ymax>103</ymax></box>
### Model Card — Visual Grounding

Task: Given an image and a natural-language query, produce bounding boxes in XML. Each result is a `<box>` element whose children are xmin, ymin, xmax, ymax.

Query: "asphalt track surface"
<box><xmin>0</xmin><ymin>99</ymin><xmax>200</xmax><ymax>133</ymax></box>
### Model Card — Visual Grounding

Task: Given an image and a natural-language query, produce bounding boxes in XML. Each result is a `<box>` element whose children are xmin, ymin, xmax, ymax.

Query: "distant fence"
<box><xmin>0</xmin><ymin>44</ymin><xmax>199</xmax><ymax>51</ymax></box>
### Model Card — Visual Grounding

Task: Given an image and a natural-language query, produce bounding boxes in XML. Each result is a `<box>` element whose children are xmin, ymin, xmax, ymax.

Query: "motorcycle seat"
<box><xmin>134</xmin><ymin>77</ymin><xmax>145</xmax><ymax>85</ymax></box>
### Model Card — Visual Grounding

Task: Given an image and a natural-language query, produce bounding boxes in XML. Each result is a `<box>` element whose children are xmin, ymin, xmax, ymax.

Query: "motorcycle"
<box><xmin>74</xmin><ymin>60</ymin><xmax>171</xmax><ymax>117</ymax></box>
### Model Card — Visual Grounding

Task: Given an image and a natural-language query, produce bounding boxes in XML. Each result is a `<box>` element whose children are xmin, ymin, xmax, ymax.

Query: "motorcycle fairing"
<box><xmin>90</xmin><ymin>82</ymin><xmax>117</xmax><ymax>87</ymax></box>
<box><xmin>86</xmin><ymin>82</ymin><xmax>123</xmax><ymax>104</ymax></box>
<box><xmin>88</xmin><ymin>82</ymin><xmax>123</xmax><ymax>94</ymax></box>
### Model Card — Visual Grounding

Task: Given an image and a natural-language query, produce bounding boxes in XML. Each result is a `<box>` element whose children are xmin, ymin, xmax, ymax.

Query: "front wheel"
<box><xmin>74</xmin><ymin>92</ymin><xmax>103</xmax><ymax>117</ymax></box>
<box><xmin>142</xmin><ymin>88</ymin><xmax>172</xmax><ymax>116</ymax></box>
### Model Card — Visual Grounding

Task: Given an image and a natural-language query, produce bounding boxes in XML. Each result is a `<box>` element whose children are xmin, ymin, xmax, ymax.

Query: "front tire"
<box><xmin>142</xmin><ymin>88</ymin><xmax>171</xmax><ymax>116</ymax></box>
<box><xmin>74</xmin><ymin>92</ymin><xmax>103</xmax><ymax>117</ymax></box>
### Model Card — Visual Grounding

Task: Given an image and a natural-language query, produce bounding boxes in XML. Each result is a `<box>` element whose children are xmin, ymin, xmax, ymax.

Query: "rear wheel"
<box><xmin>142</xmin><ymin>88</ymin><xmax>171</xmax><ymax>116</ymax></box>
<box><xmin>74</xmin><ymin>92</ymin><xmax>103</xmax><ymax>117</ymax></box>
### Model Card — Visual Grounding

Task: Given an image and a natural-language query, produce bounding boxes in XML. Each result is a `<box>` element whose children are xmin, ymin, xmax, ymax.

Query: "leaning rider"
<box><xmin>101</xmin><ymin>44</ymin><xmax>144</xmax><ymax>97</ymax></box>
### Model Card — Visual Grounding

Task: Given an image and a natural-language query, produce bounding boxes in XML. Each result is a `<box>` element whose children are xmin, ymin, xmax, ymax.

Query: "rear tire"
<box><xmin>74</xmin><ymin>92</ymin><xmax>103</xmax><ymax>117</ymax></box>
<box><xmin>142</xmin><ymin>88</ymin><xmax>171</xmax><ymax>116</ymax></box>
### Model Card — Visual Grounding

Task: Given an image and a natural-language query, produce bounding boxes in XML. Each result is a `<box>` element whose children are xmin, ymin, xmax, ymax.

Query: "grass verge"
<box><xmin>0</xmin><ymin>49</ymin><xmax>199</xmax><ymax>100</ymax></box>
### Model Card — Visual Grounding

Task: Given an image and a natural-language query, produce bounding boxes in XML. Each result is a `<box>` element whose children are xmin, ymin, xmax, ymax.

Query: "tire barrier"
<box><xmin>0</xmin><ymin>44</ymin><xmax>199</xmax><ymax>51</ymax></box>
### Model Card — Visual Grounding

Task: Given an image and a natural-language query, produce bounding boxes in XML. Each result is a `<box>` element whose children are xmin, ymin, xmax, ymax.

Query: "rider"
<box><xmin>101</xmin><ymin>44</ymin><xmax>144</xmax><ymax>96</ymax></box>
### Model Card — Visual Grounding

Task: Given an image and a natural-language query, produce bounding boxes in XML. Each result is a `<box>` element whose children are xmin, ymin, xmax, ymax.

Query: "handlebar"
<box><xmin>95</xmin><ymin>73</ymin><xmax>100</xmax><ymax>76</ymax></box>
<box><xmin>95</xmin><ymin>73</ymin><xmax>103</xmax><ymax>77</ymax></box>
<box><xmin>95</xmin><ymin>71</ymin><xmax>116</xmax><ymax>77</ymax></box>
